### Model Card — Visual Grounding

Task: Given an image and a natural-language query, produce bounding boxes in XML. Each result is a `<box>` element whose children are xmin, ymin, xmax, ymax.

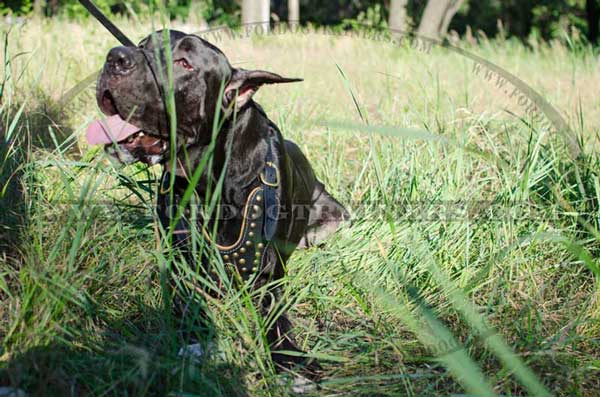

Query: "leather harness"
<box><xmin>159</xmin><ymin>138</ymin><xmax>281</xmax><ymax>282</ymax></box>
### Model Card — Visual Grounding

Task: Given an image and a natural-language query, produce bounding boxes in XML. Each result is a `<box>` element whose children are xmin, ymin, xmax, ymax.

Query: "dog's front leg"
<box><xmin>156</xmin><ymin>176</ymin><xmax>216</xmax><ymax>354</ymax></box>
<box><xmin>259</xmin><ymin>289</ymin><xmax>322</xmax><ymax>378</ymax></box>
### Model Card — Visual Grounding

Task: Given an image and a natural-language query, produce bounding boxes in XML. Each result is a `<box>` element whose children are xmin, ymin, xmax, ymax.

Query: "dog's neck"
<box><xmin>169</xmin><ymin>102</ymin><xmax>272</xmax><ymax>206</ymax></box>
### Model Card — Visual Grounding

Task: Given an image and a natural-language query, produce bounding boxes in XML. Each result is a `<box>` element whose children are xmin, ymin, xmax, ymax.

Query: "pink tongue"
<box><xmin>86</xmin><ymin>114</ymin><xmax>141</xmax><ymax>145</ymax></box>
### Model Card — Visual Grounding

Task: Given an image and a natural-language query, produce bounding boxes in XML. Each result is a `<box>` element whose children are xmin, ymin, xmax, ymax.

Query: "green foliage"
<box><xmin>292</xmin><ymin>0</ymin><xmax>382</xmax><ymax>26</ymax></box>
<box><xmin>1</xmin><ymin>0</ymin><xmax>203</xmax><ymax>20</ymax></box>
<box><xmin>60</xmin><ymin>0</ymin><xmax>119</xmax><ymax>19</ymax></box>
<box><xmin>451</xmin><ymin>0</ymin><xmax>593</xmax><ymax>41</ymax></box>
<box><xmin>341</xmin><ymin>3</ymin><xmax>387</xmax><ymax>30</ymax></box>
<box><xmin>2</xmin><ymin>0</ymin><xmax>600</xmax><ymax>45</ymax></box>
<box><xmin>0</xmin><ymin>0</ymin><xmax>32</xmax><ymax>16</ymax></box>
<box><xmin>201</xmin><ymin>0</ymin><xmax>239</xmax><ymax>26</ymax></box>
<box><xmin>531</xmin><ymin>0</ymin><xmax>589</xmax><ymax>40</ymax></box>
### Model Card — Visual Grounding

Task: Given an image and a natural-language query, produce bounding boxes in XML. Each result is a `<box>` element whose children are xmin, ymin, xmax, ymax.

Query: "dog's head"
<box><xmin>87</xmin><ymin>30</ymin><xmax>301</xmax><ymax>165</ymax></box>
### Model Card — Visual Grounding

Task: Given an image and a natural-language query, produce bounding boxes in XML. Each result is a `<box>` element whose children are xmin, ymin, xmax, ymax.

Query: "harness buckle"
<box><xmin>260</xmin><ymin>161</ymin><xmax>280</xmax><ymax>187</ymax></box>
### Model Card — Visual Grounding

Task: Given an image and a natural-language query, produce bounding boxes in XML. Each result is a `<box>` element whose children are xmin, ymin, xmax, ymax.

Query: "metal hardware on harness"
<box><xmin>159</xmin><ymin>139</ymin><xmax>282</xmax><ymax>282</ymax></box>
<box><xmin>260</xmin><ymin>142</ymin><xmax>280</xmax><ymax>241</ymax></box>
<box><xmin>207</xmin><ymin>187</ymin><xmax>270</xmax><ymax>281</ymax></box>
<box><xmin>260</xmin><ymin>161</ymin><xmax>280</xmax><ymax>187</ymax></box>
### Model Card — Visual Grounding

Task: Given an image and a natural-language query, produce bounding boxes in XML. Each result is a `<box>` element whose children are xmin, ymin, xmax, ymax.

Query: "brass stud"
<box><xmin>241</xmin><ymin>267</ymin><xmax>247</xmax><ymax>272</ymax></box>
<box><xmin>252</xmin><ymin>267</ymin><xmax>258</xmax><ymax>272</ymax></box>
<box><xmin>250</xmin><ymin>222</ymin><xmax>256</xmax><ymax>228</ymax></box>
<box><xmin>223</xmin><ymin>254</ymin><xmax>229</xmax><ymax>260</ymax></box>
<box><xmin>253</xmin><ymin>205</ymin><xmax>260</xmax><ymax>212</ymax></box>
<box><xmin>256</xmin><ymin>195</ymin><xmax>262</xmax><ymax>202</ymax></box>
<box><xmin>245</xmin><ymin>240</ymin><xmax>252</xmax><ymax>247</ymax></box>
<box><xmin>248</xmin><ymin>231</ymin><xmax>254</xmax><ymax>237</ymax></box>
<box><xmin>225</xmin><ymin>262</ymin><xmax>233</xmax><ymax>267</ymax></box>
<box><xmin>255</xmin><ymin>252</ymin><xmax>261</xmax><ymax>258</ymax></box>
<box><xmin>233</xmin><ymin>252</ymin><xmax>239</xmax><ymax>258</ymax></box>
<box><xmin>253</xmin><ymin>259</ymin><xmax>259</xmax><ymax>265</ymax></box>
<box><xmin>257</xmin><ymin>243</ymin><xmax>264</xmax><ymax>249</ymax></box>
<box><xmin>240</xmin><ymin>247</ymin><xmax>246</xmax><ymax>254</ymax></box>
<box><xmin>239</xmin><ymin>258</ymin><xmax>246</xmax><ymax>265</ymax></box>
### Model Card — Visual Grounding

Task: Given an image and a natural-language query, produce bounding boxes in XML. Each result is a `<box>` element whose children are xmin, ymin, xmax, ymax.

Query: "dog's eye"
<box><xmin>174</xmin><ymin>58</ymin><xmax>194</xmax><ymax>71</ymax></box>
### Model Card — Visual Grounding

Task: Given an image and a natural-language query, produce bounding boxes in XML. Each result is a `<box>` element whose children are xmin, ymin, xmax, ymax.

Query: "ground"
<box><xmin>0</xmin><ymin>17</ymin><xmax>599</xmax><ymax>396</ymax></box>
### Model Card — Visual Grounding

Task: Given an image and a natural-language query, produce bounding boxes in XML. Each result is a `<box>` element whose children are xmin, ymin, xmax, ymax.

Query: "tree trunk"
<box><xmin>288</xmin><ymin>0</ymin><xmax>299</xmax><ymax>24</ymax></box>
<box><xmin>440</xmin><ymin>0</ymin><xmax>464</xmax><ymax>37</ymax></box>
<box><xmin>242</xmin><ymin>0</ymin><xmax>270</xmax><ymax>32</ymax></box>
<box><xmin>260</xmin><ymin>0</ymin><xmax>270</xmax><ymax>32</ymax></box>
<box><xmin>242</xmin><ymin>0</ymin><xmax>256</xmax><ymax>26</ymax></box>
<box><xmin>33</xmin><ymin>0</ymin><xmax>45</xmax><ymax>17</ymax></box>
<box><xmin>388</xmin><ymin>0</ymin><xmax>409</xmax><ymax>35</ymax></box>
<box><xmin>417</xmin><ymin>0</ymin><xmax>464</xmax><ymax>40</ymax></box>
<box><xmin>586</xmin><ymin>0</ymin><xmax>599</xmax><ymax>44</ymax></box>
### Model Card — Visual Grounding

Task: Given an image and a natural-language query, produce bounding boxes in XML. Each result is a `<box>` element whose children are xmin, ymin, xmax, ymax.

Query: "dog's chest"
<box><xmin>157</xmin><ymin>162</ymin><xmax>280</xmax><ymax>282</ymax></box>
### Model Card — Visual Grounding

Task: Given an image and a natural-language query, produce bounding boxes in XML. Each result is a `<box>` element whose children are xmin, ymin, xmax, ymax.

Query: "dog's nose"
<box><xmin>106</xmin><ymin>46</ymin><xmax>135</xmax><ymax>74</ymax></box>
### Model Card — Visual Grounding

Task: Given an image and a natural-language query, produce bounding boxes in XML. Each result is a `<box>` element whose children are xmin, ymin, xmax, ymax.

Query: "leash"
<box><xmin>78</xmin><ymin>0</ymin><xmax>134</xmax><ymax>47</ymax></box>
<box><xmin>79</xmin><ymin>0</ymin><xmax>176</xmax><ymax>195</ymax></box>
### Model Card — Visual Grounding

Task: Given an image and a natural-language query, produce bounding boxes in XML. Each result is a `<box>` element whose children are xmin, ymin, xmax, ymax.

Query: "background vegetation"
<box><xmin>2</xmin><ymin>0</ymin><xmax>600</xmax><ymax>44</ymax></box>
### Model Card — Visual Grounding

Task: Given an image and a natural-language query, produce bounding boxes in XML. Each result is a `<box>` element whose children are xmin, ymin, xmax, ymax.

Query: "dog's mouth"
<box><xmin>118</xmin><ymin>130</ymin><xmax>168</xmax><ymax>160</ymax></box>
<box><xmin>100</xmin><ymin>90</ymin><xmax>119</xmax><ymax>116</ymax></box>
<box><xmin>87</xmin><ymin>90</ymin><xmax>168</xmax><ymax>165</ymax></box>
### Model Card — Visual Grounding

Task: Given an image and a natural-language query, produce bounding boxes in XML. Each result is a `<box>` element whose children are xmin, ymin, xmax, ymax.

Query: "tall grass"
<box><xmin>0</xmin><ymin>17</ymin><xmax>599</xmax><ymax>396</ymax></box>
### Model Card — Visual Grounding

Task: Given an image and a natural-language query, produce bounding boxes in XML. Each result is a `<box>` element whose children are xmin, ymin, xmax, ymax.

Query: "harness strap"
<box><xmin>261</xmin><ymin>140</ymin><xmax>280</xmax><ymax>241</ymax></box>
<box><xmin>158</xmin><ymin>136</ymin><xmax>281</xmax><ymax>281</ymax></box>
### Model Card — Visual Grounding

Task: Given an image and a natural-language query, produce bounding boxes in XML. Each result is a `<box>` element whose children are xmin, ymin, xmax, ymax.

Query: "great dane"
<box><xmin>86</xmin><ymin>29</ymin><xmax>349</xmax><ymax>379</ymax></box>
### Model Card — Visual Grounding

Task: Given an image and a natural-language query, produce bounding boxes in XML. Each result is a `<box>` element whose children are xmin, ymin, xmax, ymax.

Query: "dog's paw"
<box><xmin>290</xmin><ymin>374</ymin><xmax>319</xmax><ymax>394</ymax></box>
<box><xmin>177</xmin><ymin>342</ymin><xmax>227</xmax><ymax>364</ymax></box>
<box><xmin>177</xmin><ymin>343</ymin><xmax>207</xmax><ymax>364</ymax></box>
<box><xmin>0</xmin><ymin>388</ymin><xmax>27</xmax><ymax>397</ymax></box>
<box><xmin>277</xmin><ymin>373</ymin><xmax>320</xmax><ymax>395</ymax></box>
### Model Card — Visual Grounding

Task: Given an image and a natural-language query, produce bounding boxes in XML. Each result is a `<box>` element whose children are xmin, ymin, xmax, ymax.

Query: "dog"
<box><xmin>86</xmin><ymin>30</ymin><xmax>349</xmax><ymax>377</ymax></box>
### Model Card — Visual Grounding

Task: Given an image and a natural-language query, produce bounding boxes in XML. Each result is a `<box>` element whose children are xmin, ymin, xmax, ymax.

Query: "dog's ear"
<box><xmin>223</xmin><ymin>69</ymin><xmax>302</xmax><ymax>111</ymax></box>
